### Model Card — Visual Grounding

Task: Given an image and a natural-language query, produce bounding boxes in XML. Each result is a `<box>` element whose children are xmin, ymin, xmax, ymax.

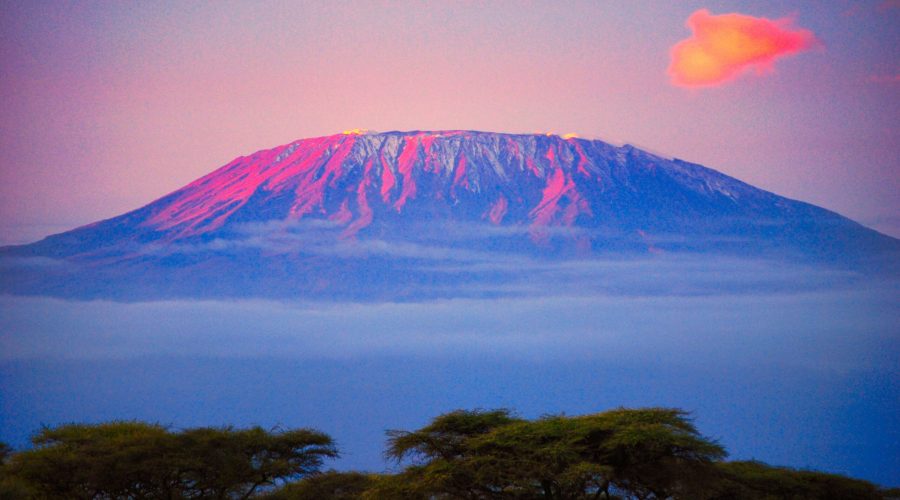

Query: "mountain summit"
<box><xmin>2</xmin><ymin>130</ymin><xmax>896</xmax><ymax>299</ymax></box>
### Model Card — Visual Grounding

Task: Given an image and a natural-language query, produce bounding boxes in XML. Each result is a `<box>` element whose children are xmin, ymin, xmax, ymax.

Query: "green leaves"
<box><xmin>5</xmin><ymin>422</ymin><xmax>337</xmax><ymax>499</ymax></box>
<box><xmin>386</xmin><ymin>409</ymin><xmax>522</xmax><ymax>463</ymax></box>
<box><xmin>373</xmin><ymin>407</ymin><xmax>890</xmax><ymax>499</ymax></box>
<box><xmin>709</xmin><ymin>461</ymin><xmax>886</xmax><ymax>500</ymax></box>
<box><xmin>377</xmin><ymin>407</ymin><xmax>725</xmax><ymax>499</ymax></box>
<box><xmin>1</xmin><ymin>410</ymin><xmax>891</xmax><ymax>499</ymax></box>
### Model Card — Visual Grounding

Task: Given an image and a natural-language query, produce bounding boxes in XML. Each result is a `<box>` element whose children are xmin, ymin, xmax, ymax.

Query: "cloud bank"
<box><xmin>669</xmin><ymin>9</ymin><xmax>818</xmax><ymax>87</ymax></box>
<box><xmin>1</xmin><ymin>283</ymin><xmax>897</xmax><ymax>372</ymax></box>
<box><xmin>1</xmin><ymin>266</ymin><xmax>897</xmax><ymax>485</ymax></box>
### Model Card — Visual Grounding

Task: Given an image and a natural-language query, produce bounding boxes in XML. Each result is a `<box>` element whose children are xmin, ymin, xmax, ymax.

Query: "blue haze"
<box><xmin>1</xmin><ymin>268</ymin><xmax>898</xmax><ymax>486</ymax></box>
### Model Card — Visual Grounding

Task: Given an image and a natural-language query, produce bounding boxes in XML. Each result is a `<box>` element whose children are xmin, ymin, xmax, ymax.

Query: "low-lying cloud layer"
<box><xmin>1</xmin><ymin>267</ymin><xmax>897</xmax><ymax>485</ymax></box>
<box><xmin>2</xmin><ymin>278</ymin><xmax>896</xmax><ymax>371</ymax></box>
<box><xmin>669</xmin><ymin>9</ymin><xmax>818</xmax><ymax>87</ymax></box>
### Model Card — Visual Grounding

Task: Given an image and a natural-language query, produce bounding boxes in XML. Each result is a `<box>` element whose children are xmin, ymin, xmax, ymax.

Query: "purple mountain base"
<box><xmin>2</xmin><ymin>131</ymin><xmax>897</xmax><ymax>300</ymax></box>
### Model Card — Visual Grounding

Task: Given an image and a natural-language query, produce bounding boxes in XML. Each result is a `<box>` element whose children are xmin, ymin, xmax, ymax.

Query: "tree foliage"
<box><xmin>263</xmin><ymin>471</ymin><xmax>376</xmax><ymax>499</ymax></box>
<box><xmin>374</xmin><ymin>407</ymin><xmax>725</xmax><ymax>499</ymax></box>
<box><xmin>4</xmin><ymin>421</ymin><xmax>336</xmax><ymax>499</ymax></box>
<box><xmin>1</xmin><ymin>410</ymin><xmax>895</xmax><ymax>499</ymax></box>
<box><xmin>704</xmin><ymin>460</ymin><xmax>887</xmax><ymax>500</ymax></box>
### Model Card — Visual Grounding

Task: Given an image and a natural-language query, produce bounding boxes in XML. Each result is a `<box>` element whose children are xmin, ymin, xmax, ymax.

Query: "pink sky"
<box><xmin>1</xmin><ymin>0</ymin><xmax>898</xmax><ymax>243</ymax></box>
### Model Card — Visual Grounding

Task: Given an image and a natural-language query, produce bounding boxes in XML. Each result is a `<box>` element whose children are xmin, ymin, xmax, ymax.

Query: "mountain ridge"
<box><xmin>2</xmin><ymin>130</ymin><xmax>897</xmax><ymax>300</ymax></box>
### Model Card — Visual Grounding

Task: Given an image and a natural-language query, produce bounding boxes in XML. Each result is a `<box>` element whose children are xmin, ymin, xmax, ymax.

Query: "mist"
<box><xmin>1</xmin><ymin>286</ymin><xmax>897</xmax><ymax>369</ymax></box>
<box><xmin>1</xmin><ymin>258</ymin><xmax>898</xmax><ymax>485</ymax></box>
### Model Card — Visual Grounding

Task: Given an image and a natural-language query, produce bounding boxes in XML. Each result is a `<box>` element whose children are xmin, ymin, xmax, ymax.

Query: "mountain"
<box><xmin>1</xmin><ymin>130</ymin><xmax>897</xmax><ymax>300</ymax></box>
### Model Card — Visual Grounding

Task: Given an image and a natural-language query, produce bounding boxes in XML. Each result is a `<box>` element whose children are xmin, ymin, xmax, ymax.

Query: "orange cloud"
<box><xmin>669</xmin><ymin>9</ymin><xmax>818</xmax><ymax>87</ymax></box>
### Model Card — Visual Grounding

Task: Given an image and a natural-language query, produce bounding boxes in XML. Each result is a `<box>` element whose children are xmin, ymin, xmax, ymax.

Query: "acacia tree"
<box><xmin>578</xmin><ymin>408</ymin><xmax>726</xmax><ymax>499</ymax></box>
<box><xmin>5</xmin><ymin>413</ymin><xmax>895</xmax><ymax>499</ymax></box>
<box><xmin>381</xmin><ymin>409</ymin><xmax>523</xmax><ymax>499</ymax></box>
<box><xmin>5</xmin><ymin>421</ymin><xmax>337</xmax><ymax>499</ymax></box>
<box><xmin>375</xmin><ymin>407</ymin><xmax>725</xmax><ymax>499</ymax></box>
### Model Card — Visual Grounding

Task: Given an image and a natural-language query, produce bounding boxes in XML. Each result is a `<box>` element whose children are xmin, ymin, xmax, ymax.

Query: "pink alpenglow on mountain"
<box><xmin>139</xmin><ymin>131</ymin><xmax>604</xmax><ymax>241</ymax></box>
<box><xmin>1</xmin><ymin>130</ymin><xmax>896</xmax><ymax>299</ymax></box>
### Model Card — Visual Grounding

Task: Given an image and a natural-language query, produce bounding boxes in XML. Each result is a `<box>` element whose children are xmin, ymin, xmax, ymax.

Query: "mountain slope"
<box><xmin>2</xmin><ymin>130</ymin><xmax>897</xmax><ymax>299</ymax></box>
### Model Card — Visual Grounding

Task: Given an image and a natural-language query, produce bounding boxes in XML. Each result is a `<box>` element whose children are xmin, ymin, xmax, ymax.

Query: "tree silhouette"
<box><xmin>6</xmin><ymin>421</ymin><xmax>336</xmax><ymax>499</ymax></box>
<box><xmin>376</xmin><ymin>407</ymin><xmax>724</xmax><ymax>499</ymax></box>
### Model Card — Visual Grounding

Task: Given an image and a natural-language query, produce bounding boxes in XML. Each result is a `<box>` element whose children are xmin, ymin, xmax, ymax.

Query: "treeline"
<box><xmin>1</xmin><ymin>407</ymin><xmax>897</xmax><ymax>499</ymax></box>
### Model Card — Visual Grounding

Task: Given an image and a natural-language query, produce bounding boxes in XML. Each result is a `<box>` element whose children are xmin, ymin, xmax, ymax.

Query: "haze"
<box><xmin>2</xmin><ymin>256</ymin><xmax>899</xmax><ymax>485</ymax></box>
